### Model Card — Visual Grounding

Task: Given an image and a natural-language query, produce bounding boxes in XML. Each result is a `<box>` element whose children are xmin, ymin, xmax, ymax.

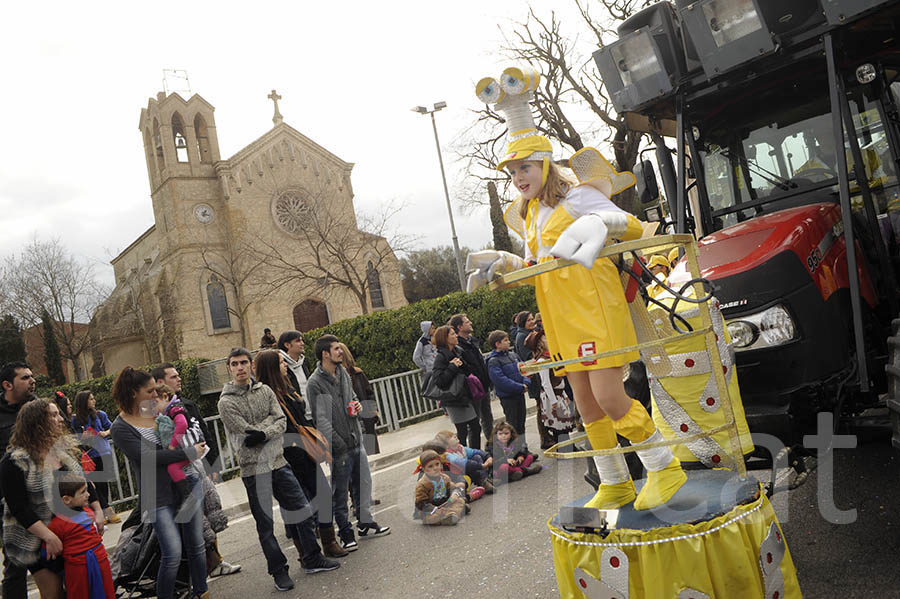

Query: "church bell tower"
<box><xmin>138</xmin><ymin>91</ymin><xmax>223</xmax><ymax>257</ymax></box>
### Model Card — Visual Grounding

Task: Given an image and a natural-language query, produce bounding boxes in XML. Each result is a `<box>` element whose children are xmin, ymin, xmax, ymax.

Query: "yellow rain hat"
<box><xmin>497</xmin><ymin>134</ymin><xmax>554</xmax><ymax>171</ymax></box>
<box><xmin>668</xmin><ymin>248</ymin><xmax>680</xmax><ymax>265</ymax></box>
<box><xmin>648</xmin><ymin>254</ymin><xmax>670</xmax><ymax>271</ymax></box>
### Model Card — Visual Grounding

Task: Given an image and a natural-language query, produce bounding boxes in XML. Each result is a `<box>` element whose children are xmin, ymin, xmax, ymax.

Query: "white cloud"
<box><xmin>0</xmin><ymin>1</ymin><xmax>597</xmax><ymax>289</ymax></box>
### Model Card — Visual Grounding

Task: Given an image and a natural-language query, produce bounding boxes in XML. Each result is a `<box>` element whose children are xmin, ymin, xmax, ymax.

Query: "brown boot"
<box><xmin>319</xmin><ymin>525</ymin><xmax>349</xmax><ymax>558</ymax></box>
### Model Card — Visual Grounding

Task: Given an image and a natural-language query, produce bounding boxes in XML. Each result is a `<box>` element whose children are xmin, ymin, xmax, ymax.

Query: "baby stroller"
<box><xmin>111</xmin><ymin>510</ymin><xmax>192</xmax><ymax>599</ymax></box>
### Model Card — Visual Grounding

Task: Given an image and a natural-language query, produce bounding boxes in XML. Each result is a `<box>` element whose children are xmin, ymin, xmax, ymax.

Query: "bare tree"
<box><xmin>197</xmin><ymin>218</ymin><xmax>271</xmax><ymax>349</ymax></box>
<box><xmin>1</xmin><ymin>238</ymin><xmax>107</xmax><ymax>380</ymax></box>
<box><xmin>255</xmin><ymin>195</ymin><xmax>415</xmax><ymax>316</ymax></box>
<box><xmin>455</xmin><ymin>1</ymin><xmax>653</xmax><ymax>215</ymax></box>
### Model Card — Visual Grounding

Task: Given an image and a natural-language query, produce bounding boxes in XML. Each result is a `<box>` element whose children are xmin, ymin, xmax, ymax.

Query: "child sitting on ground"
<box><xmin>414</xmin><ymin>450</ymin><xmax>467</xmax><ymax>526</ymax></box>
<box><xmin>486</xmin><ymin>421</ymin><xmax>542</xmax><ymax>483</ymax></box>
<box><xmin>47</xmin><ymin>475</ymin><xmax>115</xmax><ymax>599</ymax></box>
<box><xmin>486</xmin><ymin>330</ymin><xmax>531</xmax><ymax>438</ymax></box>
<box><xmin>419</xmin><ymin>440</ymin><xmax>484</xmax><ymax>502</ymax></box>
<box><xmin>155</xmin><ymin>383</ymin><xmax>203</xmax><ymax>502</ymax></box>
<box><xmin>435</xmin><ymin>430</ymin><xmax>495</xmax><ymax>494</ymax></box>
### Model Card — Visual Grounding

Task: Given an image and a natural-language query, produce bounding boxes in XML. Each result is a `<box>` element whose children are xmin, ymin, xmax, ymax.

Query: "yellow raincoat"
<box><xmin>506</xmin><ymin>186</ymin><xmax>643</xmax><ymax>371</ymax></box>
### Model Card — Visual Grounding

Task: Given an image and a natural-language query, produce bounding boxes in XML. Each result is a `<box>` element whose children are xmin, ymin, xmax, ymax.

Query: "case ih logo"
<box><xmin>578</xmin><ymin>342</ymin><xmax>597</xmax><ymax>366</ymax></box>
<box><xmin>720</xmin><ymin>299</ymin><xmax>748</xmax><ymax>310</ymax></box>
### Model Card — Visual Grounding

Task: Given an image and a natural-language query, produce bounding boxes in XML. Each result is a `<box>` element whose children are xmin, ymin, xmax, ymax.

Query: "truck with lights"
<box><xmin>594</xmin><ymin>0</ymin><xmax>900</xmax><ymax>447</ymax></box>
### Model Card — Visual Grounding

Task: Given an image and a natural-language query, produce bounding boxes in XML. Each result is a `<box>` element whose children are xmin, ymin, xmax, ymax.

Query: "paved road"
<box><xmin>207</xmin><ymin>434</ymin><xmax>899</xmax><ymax>598</ymax></box>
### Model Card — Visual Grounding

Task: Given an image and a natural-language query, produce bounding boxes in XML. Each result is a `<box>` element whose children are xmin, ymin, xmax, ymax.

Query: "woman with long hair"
<box><xmin>109</xmin><ymin>367</ymin><xmax>208</xmax><ymax>599</ymax></box>
<box><xmin>52</xmin><ymin>392</ymin><xmax>72</xmax><ymax>432</ymax></box>
<box><xmin>336</xmin><ymin>343</ymin><xmax>380</xmax><ymax>455</ymax></box>
<box><xmin>0</xmin><ymin>399</ymin><xmax>104</xmax><ymax>599</ymax></box>
<box><xmin>335</xmin><ymin>343</ymin><xmax>382</xmax><ymax>508</ymax></box>
<box><xmin>253</xmin><ymin>350</ymin><xmax>346</xmax><ymax>558</ymax></box>
<box><xmin>71</xmin><ymin>391</ymin><xmax>120</xmax><ymax>524</ymax></box>
<box><xmin>431</xmin><ymin>325</ymin><xmax>481</xmax><ymax>449</ymax></box>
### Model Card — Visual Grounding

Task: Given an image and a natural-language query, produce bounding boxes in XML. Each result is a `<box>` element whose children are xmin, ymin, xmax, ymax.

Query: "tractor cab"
<box><xmin>595</xmin><ymin>0</ymin><xmax>900</xmax><ymax>445</ymax></box>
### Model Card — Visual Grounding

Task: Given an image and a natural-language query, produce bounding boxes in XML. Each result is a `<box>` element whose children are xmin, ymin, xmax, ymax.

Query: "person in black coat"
<box><xmin>431</xmin><ymin>326</ymin><xmax>481</xmax><ymax>449</ymax></box>
<box><xmin>448</xmin><ymin>314</ymin><xmax>492</xmax><ymax>445</ymax></box>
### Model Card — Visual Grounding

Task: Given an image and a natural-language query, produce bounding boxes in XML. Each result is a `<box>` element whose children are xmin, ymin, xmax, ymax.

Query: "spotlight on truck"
<box><xmin>678</xmin><ymin>0</ymin><xmax>776</xmax><ymax>78</ymax></box>
<box><xmin>593</xmin><ymin>3</ymin><xmax>686</xmax><ymax>113</ymax></box>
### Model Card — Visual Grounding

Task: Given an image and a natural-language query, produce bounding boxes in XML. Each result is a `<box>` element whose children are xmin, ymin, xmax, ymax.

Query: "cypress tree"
<box><xmin>0</xmin><ymin>314</ymin><xmax>27</xmax><ymax>365</ymax></box>
<box><xmin>41</xmin><ymin>309</ymin><xmax>66</xmax><ymax>385</ymax></box>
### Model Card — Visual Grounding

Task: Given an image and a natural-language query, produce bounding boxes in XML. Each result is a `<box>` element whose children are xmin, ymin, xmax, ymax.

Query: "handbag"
<box><xmin>276</xmin><ymin>395</ymin><xmax>332</xmax><ymax>464</ymax></box>
<box><xmin>466</xmin><ymin>374</ymin><xmax>486</xmax><ymax>402</ymax></box>
<box><xmin>421</xmin><ymin>370</ymin><xmax>468</xmax><ymax>406</ymax></box>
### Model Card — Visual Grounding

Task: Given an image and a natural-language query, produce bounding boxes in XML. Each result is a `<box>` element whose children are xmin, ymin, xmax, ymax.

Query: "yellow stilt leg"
<box><xmin>613</xmin><ymin>400</ymin><xmax>687</xmax><ymax>511</ymax></box>
<box><xmin>583</xmin><ymin>418</ymin><xmax>635</xmax><ymax>509</ymax></box>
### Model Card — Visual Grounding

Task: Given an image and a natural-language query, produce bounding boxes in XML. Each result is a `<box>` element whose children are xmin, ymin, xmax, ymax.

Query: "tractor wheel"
<box><xmin>888</xmin><ymin>318</ymin><xmax>900</xmax><ymax>450</ymax></box>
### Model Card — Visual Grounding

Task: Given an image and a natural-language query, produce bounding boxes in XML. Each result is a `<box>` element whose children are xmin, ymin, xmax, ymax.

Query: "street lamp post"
<box><xmin>413</xmin><ymin>102</ymin><xmax>466</xmax><ymax>292</ymax></box>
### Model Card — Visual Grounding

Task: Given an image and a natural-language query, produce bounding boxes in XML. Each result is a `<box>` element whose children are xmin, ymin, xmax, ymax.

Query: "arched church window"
<box><xmin>367</xmin><ymin>261</ymin><xmax>384</xmax><ymax>309</ymax></box>
<box><xmin>194</xmin><ymin>114</ymin><xmax>211</xmax><ymax>163</ymax></box>
<box><xmin>207</xmin><ymin>275</ymin><xmax>231</xmax><ymax>330</ymax></box>
<box><xmin>172</xmin><ymin>112</ymin><xmax>189</xmax><ymax>163</ymax></box>
<box><xmin>293</xmin><ymin>299</ymin><xmax>329</xmax><ymax>332</ymax></box>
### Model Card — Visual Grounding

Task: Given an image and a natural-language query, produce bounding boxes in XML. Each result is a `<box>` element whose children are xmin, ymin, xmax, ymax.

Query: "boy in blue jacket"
<box><xmin>486</xmin><ymin>330</ymin><xmax>531</xmax><ymax>436</ymax></box>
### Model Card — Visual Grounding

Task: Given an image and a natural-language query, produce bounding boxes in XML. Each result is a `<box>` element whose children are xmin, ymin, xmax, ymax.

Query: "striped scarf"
<box><xmin>2</xmin><ymin>446</ymin><xmax>82</xmax><ymax>567</ymax></box>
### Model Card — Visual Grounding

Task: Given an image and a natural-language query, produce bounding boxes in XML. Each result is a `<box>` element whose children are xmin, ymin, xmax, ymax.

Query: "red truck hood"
<box><xmin>695</xmin><ymin>203</ymin><xmax>840</xmax><ymax>279</ymax></box>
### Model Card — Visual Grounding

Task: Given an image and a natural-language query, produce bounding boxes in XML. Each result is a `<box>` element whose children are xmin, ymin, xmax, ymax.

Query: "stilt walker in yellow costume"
<box><xmin>466</xmin><ymin>67</ymin><xmax>686</xmax><ymax>511</ymax></box>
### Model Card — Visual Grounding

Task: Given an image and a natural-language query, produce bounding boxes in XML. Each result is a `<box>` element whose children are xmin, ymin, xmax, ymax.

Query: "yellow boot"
<box><xmin>583</xmin><ymin>418</ymin><xmax>635</xmax><ymax>509</ymax></box>
<box><xmin>613</xmin><ymin>400</ymin><xmax>686</xmax><ymax>511</ymax></box>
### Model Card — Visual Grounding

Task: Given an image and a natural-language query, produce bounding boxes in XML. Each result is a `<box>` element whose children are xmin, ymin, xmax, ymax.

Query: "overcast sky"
<box><xmin>0</xmin><ymin>1</ymin><xmax>607</xmax><ymax>288</ymax></box>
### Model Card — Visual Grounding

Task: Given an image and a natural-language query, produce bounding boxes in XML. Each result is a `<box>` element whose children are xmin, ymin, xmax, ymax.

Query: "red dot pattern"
<box><xmin>773</xmin><ymin>592</ymin><xmax>780</xmax><ymax>599</ymax></box>
<box><xmin>723</xmin><ymin>365</ymin><xmax>728</xmax><ymax>374</ymax></box>
<box><xmin>680</xmin><ymin>423</ymin><xmax>689</xmax><ymax>433</ymax></box>
<box><xmin>685</xmin><ymin>358</ymin><xmax>695</xmax><ymax>368</ymax></box>
<box><xmin>711</xmin><ymin>454</ymin><xmax>721</xmax><ymax>464</ymax></box>
<box><xmin>579</xmin><ymin>578</ymin><xmax>587</xmax><ymax>589</ymax></box>
<box><xmin>767</xmin><ymin>552</ymin><xmax>773</xmax><ymax>564</ymax></box>
<box><xmin>706</xmin><ymin>397</ymin><xmax>715</xmax><ymax>406</ymax></box>
<box><xmin>609</xmin><ymin>556</ymin><xmax>620</xmax><ymax>568</ymax></box>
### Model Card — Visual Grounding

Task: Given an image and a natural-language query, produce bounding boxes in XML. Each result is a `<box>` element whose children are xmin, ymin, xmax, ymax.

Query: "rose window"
<box><xmin>273</xmin><ymin>190</ymin><xmax>312</xmax><ymax>234</ymax></box>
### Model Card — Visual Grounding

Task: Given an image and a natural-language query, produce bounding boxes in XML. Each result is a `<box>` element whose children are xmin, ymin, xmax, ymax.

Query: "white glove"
<box><xmin>550</xmin><ymin>211</ymin><xmax>628</xmax><ymax>269</ymax></box>
<box><xmin>465</xmin><ymin>250</ymin><xmax>527</xmax><ymax>292</ymax></box>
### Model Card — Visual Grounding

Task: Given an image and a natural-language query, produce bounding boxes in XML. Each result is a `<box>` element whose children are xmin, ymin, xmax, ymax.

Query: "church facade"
<box><xmin>91</xmin><ymin>91</ymin><xmax>406</xmax><ymax>376</ymax></box>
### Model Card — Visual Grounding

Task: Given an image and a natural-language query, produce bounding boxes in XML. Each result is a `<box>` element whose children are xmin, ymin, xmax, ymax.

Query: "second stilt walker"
<box><xmin>467</xmin><ymin>67</ymin><xmax>686</xmax><ymax>510</ymax></box>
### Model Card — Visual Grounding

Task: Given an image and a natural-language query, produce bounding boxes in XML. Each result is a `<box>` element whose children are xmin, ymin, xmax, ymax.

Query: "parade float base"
<box><xmin>549</xmin><ymin>471</ymin><xmax>802</xmax><ymax>599</ymax></box>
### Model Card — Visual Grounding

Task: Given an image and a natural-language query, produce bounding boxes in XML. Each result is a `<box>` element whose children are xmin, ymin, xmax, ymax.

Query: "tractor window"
<box><xmin>845</xmin><ymin>85</ymin><xmax>899</xmax><ymax>216</ymax></box>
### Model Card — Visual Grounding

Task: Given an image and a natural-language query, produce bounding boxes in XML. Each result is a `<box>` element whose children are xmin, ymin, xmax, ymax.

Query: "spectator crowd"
<box><xmin>0</xmin><ymin>307</ymin><xmax>568</xmax><ymax>598</ymax></box>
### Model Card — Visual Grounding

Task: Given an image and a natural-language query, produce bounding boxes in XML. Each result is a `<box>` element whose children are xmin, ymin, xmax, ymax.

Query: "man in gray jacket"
<box><xmin>307</xmin><ymin>335</ymin><xmax>390</xmax><ymax>551</ymax></box>
<box><xmin>217</xmin><ymin>348</ymin><xmax>338</xmax><ymax>591</ymax></box>
<box><xmin>412</xmin><ymin>321</ymin><xmax>436</xmax><ymax>372</ymax></box>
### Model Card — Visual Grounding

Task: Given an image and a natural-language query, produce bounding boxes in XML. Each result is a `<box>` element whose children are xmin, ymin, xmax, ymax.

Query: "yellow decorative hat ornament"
<box><xmin>475</xmin><ymin>66</ymin><xmax>554</xmax><ymax>185</ymax></box>
<box><xmin>475</xmin><ymin>66</ymin><xmax>635</xmax><ymax>197</ymax></box>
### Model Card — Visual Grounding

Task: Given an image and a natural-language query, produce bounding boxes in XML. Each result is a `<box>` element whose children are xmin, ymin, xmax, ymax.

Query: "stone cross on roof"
<box><xmin>268</xmin><ymin>89</ymin><xmax>283</xmax><ymax>125</ymax></box>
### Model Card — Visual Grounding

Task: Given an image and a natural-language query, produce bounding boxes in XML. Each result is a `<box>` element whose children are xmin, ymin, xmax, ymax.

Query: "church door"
<box><xmin>293</xmin><ymin>300</ymin><xmax>329</xmax><ymax>332</ymax></box>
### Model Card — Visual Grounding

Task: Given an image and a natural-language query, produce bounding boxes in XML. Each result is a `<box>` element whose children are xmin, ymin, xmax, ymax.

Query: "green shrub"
<box><xmin>37</xmin><ymin>357</ymin><xmax>210</xmax><ymax>419</ymax></box>
<box><xmin>301</xmin><ymin>286</ymin><xmax>537</xmax><ymax>379</ymax></box>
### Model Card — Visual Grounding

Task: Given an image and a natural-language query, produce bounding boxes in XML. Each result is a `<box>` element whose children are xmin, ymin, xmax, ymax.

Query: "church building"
<box><xmin>91</xmin><ymin>90</ymin><xmax>406</xmax><ymax>376</ymax></box>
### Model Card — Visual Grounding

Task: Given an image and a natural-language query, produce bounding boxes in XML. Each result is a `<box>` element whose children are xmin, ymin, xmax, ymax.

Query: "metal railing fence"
<box><xmin>107</xmin><ymin>366</ymin><xmax>444</xmax><ymax>508</ymax></box>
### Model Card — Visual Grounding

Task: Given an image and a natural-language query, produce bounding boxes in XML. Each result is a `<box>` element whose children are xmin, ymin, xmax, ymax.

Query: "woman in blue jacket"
<box><xmin>71</xmin><ymin>390</ymin><xmax>120</xmax><ymax>524</ymax></box>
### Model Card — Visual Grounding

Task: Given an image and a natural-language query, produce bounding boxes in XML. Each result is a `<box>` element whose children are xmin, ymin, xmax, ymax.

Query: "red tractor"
<box><xmin>593</xmin><ymin>0</ymin><xmax>900</xmax><ymax>449</ymax></box>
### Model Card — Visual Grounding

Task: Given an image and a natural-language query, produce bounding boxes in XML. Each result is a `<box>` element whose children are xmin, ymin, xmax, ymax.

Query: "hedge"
<box><xmin>35</xmin><ymin>357</ymin><xmax>210</xmax><ymax>419</ymax></box>
<box><xmin>301</xmin><ymin>286</ymin><xmax>538</xmax><ymax>379</ymax></box>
